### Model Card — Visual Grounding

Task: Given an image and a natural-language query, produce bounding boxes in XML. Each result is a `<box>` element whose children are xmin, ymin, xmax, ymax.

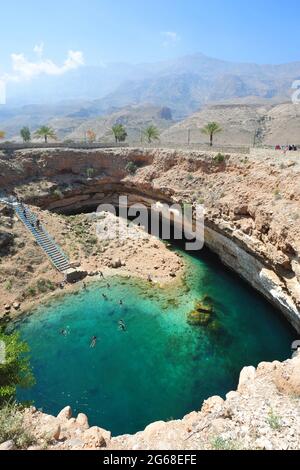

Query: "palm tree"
<box><xmin>143</xmin><ymin>125</ymin><xmax>160</xmax><ymax>144</ymax></box>
<box><xmin>34</xmin><ymin>126</ymin><xmax>57</xmax><ymax>143</ymax></box>
<box><xmin>201</xmin><ymin>122</ymin><xmax>222</xmax><ymax>147</ymax></box>
<box><xmin>20</xmin><ymin>127</ymin><xmax>31</xmax><ymax>142</ymax></box>
<box><xmin>0</xmin><ymin>131</ymin><xmax>5</xmax><ymax>140</ymax></box>
<box><xmin>112</xmin><ymin>124</ymin><xmax>127</xmax><ymax>143</ymax></box>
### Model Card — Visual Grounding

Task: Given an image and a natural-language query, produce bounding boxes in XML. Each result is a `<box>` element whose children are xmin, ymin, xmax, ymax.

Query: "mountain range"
<box><xmin>1</xmin><ymin>52</ymin><xmax>300</xmax><ymax>141</ymax></box>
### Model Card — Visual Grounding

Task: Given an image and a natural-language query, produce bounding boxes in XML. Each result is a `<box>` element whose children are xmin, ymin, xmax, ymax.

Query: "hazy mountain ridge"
<box><xmin>4</xmin><ymin>52</ymin><xmax>300</xmax><ymax>110</ymax></box>
<box><xmin>1</xmin><ymin>52</ymin><xmax>300</xmax><ymax>141</ymax></box>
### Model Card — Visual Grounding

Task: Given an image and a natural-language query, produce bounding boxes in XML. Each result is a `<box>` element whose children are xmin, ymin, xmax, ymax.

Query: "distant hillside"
<box><xmin>256</xmin><ymin>103</ymin><xmax>300</xmax><ymax>145</ymax></box>
<box><xmin>62</xmin><ymin>105</ymin><xmax>175</xmax><ymax>142</ymax></box>
<box><xmin>161</xmin><ymin>102</ymin><xmax>300</xmax><ymax>147</ymax></box>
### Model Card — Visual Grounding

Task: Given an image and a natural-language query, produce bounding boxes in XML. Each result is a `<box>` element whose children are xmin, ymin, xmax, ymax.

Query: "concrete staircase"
<box><xmin>0</xmin><ymin>195</ymin><xmax>70</xmax><ymax>273</ymax></box>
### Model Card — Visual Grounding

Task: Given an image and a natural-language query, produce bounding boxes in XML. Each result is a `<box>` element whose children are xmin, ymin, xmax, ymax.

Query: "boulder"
<box><xmin>0</xmin><ymin>205</ymin><xmax>14</xmax><ymax>217</ymax></box>
<box><xmin>255</xmin><ymin>437</ymin><xmax>273</xmax><ymax>450</ymax></box>
<box><xmin>76</xmin><ymin>413</ymin><xmax>89</xmax><ymax>429</ymax></box>
<box><xmin>65</xmin><ymin>438</ymin><xmax>84</xmax><ymax>449</ymax></box>
<box><xmin>111</xmin><ymin>258</ymin><xmax>122</xmax><ymax>269</ymax></box>
<box><xmin>201</xmin><ymin>396</ymin><xmax>224</xmax><ymax>414</ymax></box>
<box><xmin>0</xmin><ymin>231</ymin><xmax>14</xmax><ymax>251</ymax></box>
<box><xmin>83</xmin><ymin>427</ymin><xmax>111</xmax><ymax>448</ymax></box>
<box><xmin>0</xmin><ymin>440</ymin><xmax>15</xmax><ymax>450</ymax></box>
<box><xmin>41</xmin><ymin>423</ymin><xmax>61</xmax><ymax>442</ymax></box>
<box><xmin>187</xmin><ymin>298</ymin><xmax>214</xmax><ymax>327</ymax></box>
<box><xmin>272</xmin><ymin>354</ymin><xmax>300</xmax><ymax>396</ymax></box>
<box><xmin>144</xmin><ymin>421</ymin><xmax>167</xmax><ymax>436</ymax></box>
<box><xmin>57</xmin><ymin>406</ymin><xmax>72</xmax><ymax>421</ymax></box>
<box><xmin>237</xmin><ymin>366</ymin><xmax>256</xmax><ymax>392</ymax></box>
<box><xmin>61</xmin><ymin>418</ymin><xmax>77</xmax><ymax>431</ymax></box>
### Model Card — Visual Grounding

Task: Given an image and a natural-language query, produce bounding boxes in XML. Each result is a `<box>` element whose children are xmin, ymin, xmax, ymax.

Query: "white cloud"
<box><xmin>33</xmin><ymin>42</ymin><xmax>44</xmax><ymax>57</ymax></box>
<box><xmin>4</xmin><ymin>48</ymin><xmax>84</xmax><ymax>83</ymax></box>
<box><xmin>161</xmin><ymin>31</ymin><xmax>181</xmax><ymax>47</ymax></box>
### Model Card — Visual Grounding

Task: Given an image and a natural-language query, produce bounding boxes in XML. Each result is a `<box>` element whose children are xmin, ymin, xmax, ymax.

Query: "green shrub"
<box><xmin>5</xmin><ymin>280</ymin><xmax>13</xmax><ymax>291</ymax></box>
<box><xmin>274</xmin><ymin>188</ymin><xmax>282</xmax><ymax>200</ymax></box>
<box><xmin>0</xmin><ymin>329</ymin><xmax>35</xmax><ymax>405</ymax></box>
<box><xmin>87</xmin><ymin>237</ymin><xmax>98</xmax><ymax>245</ymax></box>
<box><xmin>86</xmin><ymin>168</ymin><xmax>95</xmax><ymax>178</ymax></box>
<box><xmin>52</xmin><ymin>189</ymin><xmax>63</xmax><ymax>199</ymax></box>
<box><xmin>24</xmin><ymin>287</ymin><xmax>37</xmax><ymax>298</ymax></box>
<box><xmin>267</xmin><ymin>409</ymin><xmax>282</xmax><ymax>430</ymax></box>
<box><xmin>212</xmin><ymin>436</ymin><xmax>240</xmax><ymax>450</ymax></box>
<box><xmin>36</xmin><ymin>279</ymin><xmax>56</xmax><ymax>294</ymax></box>
<box><xmin>0</xmin><ymin>402</ymin><xmax>36</xmax><ymax>449</ymax></box>
<box><xmin>213</xmin><ymin>153</ymin><xmax>225</xmax><ymax>164</ymax></box>
<box><xmin>126</xmin><ymin>161</ymin><xmax>138</xmax><ymax>175</ymax></box>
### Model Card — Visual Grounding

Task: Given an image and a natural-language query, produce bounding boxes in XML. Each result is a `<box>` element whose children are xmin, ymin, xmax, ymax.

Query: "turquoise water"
<box><xmin>17</xmin><ymin>246</ymin><xmax>295</xmax><ymax>436</ymax></box>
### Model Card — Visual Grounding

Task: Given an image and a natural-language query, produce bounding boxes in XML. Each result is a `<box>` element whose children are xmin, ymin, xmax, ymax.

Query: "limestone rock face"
<box><xmin>272</xmin><ymin>354</ymin><xmax>300</xmax><ymax>395</ymax></box>
<box><xmin>82</xmin><ymin>427</ymin><xmax>110</xmax><ymax>448</ymax></box>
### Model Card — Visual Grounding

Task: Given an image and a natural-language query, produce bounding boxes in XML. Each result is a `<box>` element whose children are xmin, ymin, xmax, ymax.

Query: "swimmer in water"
<box><xmin>118</xmin><ymin>320</ymin><xmax>126</xmax><ymax>331</ymax></box>
<box><xmin>107</xmin><ymin>283</ymin><xmax>110</xmax><ymax>289</ymax></box>
<box><xmin>102</xmin><ymin>293</ymin><xmax>108</xmax><ymax>300</ymax></box>
<box><xmin>60</xmin><ymin>329</ymin><xmax>68</xmax><ymax>337</ymax></box>
<box><xmin>119</xmin><ymin>299</ymin><xmax>123</xmax><ymax>306</ymax></box>
<box><xmin>90</xmin><ymin>336</ymin><xmax>97</xmax><ymax>348</ymax></box>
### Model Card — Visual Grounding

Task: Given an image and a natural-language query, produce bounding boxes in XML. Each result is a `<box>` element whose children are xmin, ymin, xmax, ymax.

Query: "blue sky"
<box><xmin>1</xmin><ymin>0</ymin><xmax>300</xmax><ymax>79</ymax></box>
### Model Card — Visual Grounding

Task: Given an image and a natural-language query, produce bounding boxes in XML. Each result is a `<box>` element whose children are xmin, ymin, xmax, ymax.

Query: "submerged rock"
<box><xmin>187</xmin><ymin>299</ymin><xmax>214</xmax><ymax>326</ymax></box>
<box><xmin>187</xmin><ymin>310</ymin><xmax>211</xmax><ymax>326</ymax></box>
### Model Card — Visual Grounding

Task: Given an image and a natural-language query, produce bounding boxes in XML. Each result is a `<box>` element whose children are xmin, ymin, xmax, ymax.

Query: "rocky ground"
<box><xmin>1</xmin><ymin>353</ymin><xmax>299</xmax><ymax>451</ymax></box>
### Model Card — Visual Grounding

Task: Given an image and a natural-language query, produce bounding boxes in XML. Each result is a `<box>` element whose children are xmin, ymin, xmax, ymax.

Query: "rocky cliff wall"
<box><xmin>1</xmin><ymin>147</ymin><xmax>299</xmax><ymax>330</ymax></box>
